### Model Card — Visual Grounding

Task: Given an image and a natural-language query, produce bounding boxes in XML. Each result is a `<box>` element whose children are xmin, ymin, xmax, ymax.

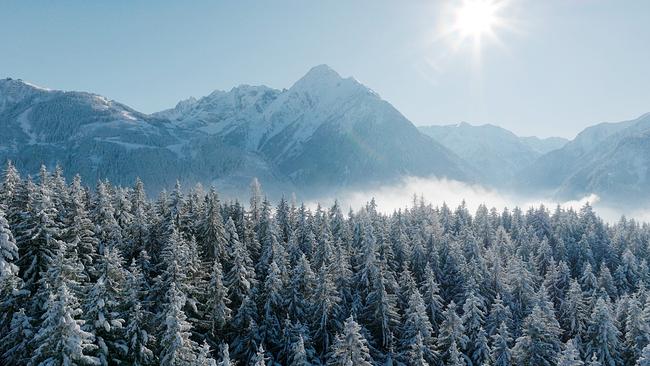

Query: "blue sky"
<box><xmin>1</xmin><ymin>0</ymin><xmax>648</xmax><ymax>138</ymax></box>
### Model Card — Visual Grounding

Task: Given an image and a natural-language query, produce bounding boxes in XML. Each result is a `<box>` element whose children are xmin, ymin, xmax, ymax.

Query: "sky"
<box><xmin>1</xmin><ymin>0</ymin><xmax>649</xmax><ymax>138</ymax></box>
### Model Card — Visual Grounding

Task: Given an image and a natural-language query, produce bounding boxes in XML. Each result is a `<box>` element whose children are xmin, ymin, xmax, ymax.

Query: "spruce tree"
<box><xmin>624</xmin><ymin>295</ymin><xmax>650</xmax><ymax>364</ymax></box>
<box><xmin>420</xmin><ymin>265</ymin><xmax>444</xmax><ymax>330</ymax></box>
<box><xmin>487</xmin><ymin>294</ymin><xmax>513</xmax><ymax>336</ymax></box>
<box><xmin>224</xmin><ymin>217</ymin><xmax>256</xmax><ymax>309</ymax></box>
<box><xmin>205</xmin><ymin>258</ymin><xmax>231</xmax><ymax>340</ymax></box>
<box><xmin>0</xmin><ymin>308</ymin><xmax>33</xmax><ymax>365</ymax></box>
<box><xmin>491</xmin><ymin>321</ymin><xmax>513</xmax><ymax>366</ymax></box>
<box><xmin>125</xmin><ymin>259</ymin><xmax>155</xmax><ymax>366</ymax></box>
<box><xmin>585</xmin><ymin>297</ymin><xmax>622</xmax><ymax>366</ymax></box>
<box><xmin>399</xmin><ymin>286</ymin><xmax>438</xmax><ymax>364</ymax></box>
<box><xmin>198</xmin><ymin>188</ymin><xmax>228</xmax><ymax>261</ymax></box>
<box><xmin>287</xmin><ymin>334</ymin><xmax>310</xmax><ymax>366</ymax></box>
<box><xmin>363</xmin><ymin>259</ymin><xmax>400</xmax><ymax>350</ymax></box>
<box><xmin>311</xmin><ymin>263</ymin><xmax>343</xmax><ymax>355</ymax></box>
<box><xmin>260</xmin><ymin>260</ymin><xmax>285</xmax><ymax>353</ymax></box>
<box><xmin>437</xmin><ymin>301</ymin><xmax>468</xmax><ymax>363</ymax></box>
<box><xmin>326</xmin><ymin>317</ymin><xmax>374</xmax><ymax>366</ymax></box>
<box><xmin>93</xmin><ymin>181</ymin><xmax>122</xmax><ymax>254</ymax></box>
<box><xmin>29</xmin><ymin>283</ymin><xmax>99</xmax><ymax>366</ymax></box>
<box><xmin>561</xmin><ymin>279</ymin><xmax>589</xmax><ymax>341</ymax></box>
<box><xmin>448</xmin><ymin>340</ymin><xmax>467</xmax><ymax>366</ymax></box>
<box><xmin>159</xmin><ymin>283</ymin><xmax>200</xmax><ymax>366</ymax></box>
<box><xmin>127</xmin><ymin>178</ymin><xmax>150</xmax><ymax>263</ymax></box>
<box><xmin>0</xmin><ymin>161</ymin><xmax>21</xmax><ymax>210</ymax></box>
<box><xmin>84</xmin><ymin>246</ymin><xmax>127</xmax><ymax>365</ymax></box>
<box><xmin>472</xmin><ymin>327</ymin><xmax>491</xmax><ymax>366</ymax></box>
<box><xmin>406</xmin><ymin>331</ymin><xmax>431</xmax><ymax>366</ymax></box>
<box><xmin>16</xmin><ymin>175</ymin><xmax>62</xmax><ymax>311</ymax></box>
<box><xmin>251</xmin><ymin>344</ymin><xmax>268</xmax><ymax>366</ymax></box>
<box><xmin>512</xmin><ymin>305</ymin><xmax>562</xmax><ymax>365</ymax></box>
<box><xmin>65</xmin><ymin>175</ymin><xmax>100</xmax><ymax>279</ymax></box>
<box><xmin>557</xmin><ymin>338</ymin><xmax>584</xmax><ymax>366</ymax></box>
<box><xmin>285</xmin><ymin>253</ymin><xmax>314</xmax><ymax>321</ymax></box>
<box><xmin>462</xmin><ymin>288</ymin><xmax>488</xmax><ymax>365</ymax></box>
<box><xmin>0</xmin><ymin>208</ymin><xmax>19</xmax><ymax>279</ymax></box>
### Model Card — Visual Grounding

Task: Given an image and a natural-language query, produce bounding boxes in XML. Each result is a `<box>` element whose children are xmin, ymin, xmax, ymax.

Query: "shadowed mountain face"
<box><xmin>0</xmin><ymin>65</ymin><xmax>473</xmax><ymax>198</ymax></box>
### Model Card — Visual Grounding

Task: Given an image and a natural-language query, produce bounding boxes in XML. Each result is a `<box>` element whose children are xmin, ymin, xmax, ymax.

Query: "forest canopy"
<box><xmin>1</xmin><ymin>162</ymin><xmax>650</xmax><ymax>366</ymax></box>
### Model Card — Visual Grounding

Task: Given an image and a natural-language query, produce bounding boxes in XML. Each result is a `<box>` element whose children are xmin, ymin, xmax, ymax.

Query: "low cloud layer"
<box><xmin>310</xmin><ymin>176</ymin><xmax>646</xmax><ymax>223</ymax></box>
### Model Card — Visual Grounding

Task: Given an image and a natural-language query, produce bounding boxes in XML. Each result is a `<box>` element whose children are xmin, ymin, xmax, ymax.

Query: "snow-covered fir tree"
<box><xmin>29</xmin><ymin>282</ymin><xmax>99</xmax><ymax>366</ymax></box>
<box><xmin>512</xmin><ymin>304</ymin><xmax>562</xmax><ymax>365</ymax></box>
<box><xmin>557</xmin><ymin>338</ymin><xmax>585</xmax><ymax>366</ymax></box>
<box><xmin>491</xmin><ymin>321</ymin><xmax>513</xmax><ymax>366</ymax></box>
<box><xmin>159</xmin><ymin>283</ymin><xmax>200</xmax><ymax>366</ymax></box>
<box><xmin>84</xmin><ymin>246</ymin><xmax>127</xmax><ymax>365</ymax></box>
<box><xmin>326</xmin><ymin>316</ymin><xmax>374</xmax><ymax>366</ymax></box>
<box><xmin>0</xmin><ymin>208</ymin><xmax>19</xmax><ymax>279</ymax></box>
<box><xmin>124</xmin><ymin>259</ymin><xmax>155</xmax><ymax>365</ymax></box>
<box><xmin>585</xmin><ymin>297</ymin><xmax>623</xmax><ymax>366</ymax></box>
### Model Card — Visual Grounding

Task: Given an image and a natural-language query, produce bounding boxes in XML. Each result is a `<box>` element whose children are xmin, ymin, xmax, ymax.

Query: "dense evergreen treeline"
<box><xmin>1</xmin><ymin>163</ymin><xmax>650</xmax><ymax>366</ymax></box>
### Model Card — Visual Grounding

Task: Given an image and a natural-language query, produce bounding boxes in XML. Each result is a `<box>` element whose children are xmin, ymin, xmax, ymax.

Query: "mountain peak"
<box><xmin>291</xmin><ymin>64</ymin><xmax>346</xmax><ymax>91</ymax></box>
<box><xmin>287</xmin><ymin>64</ymin><xmax>374</xmax><ymax>104</ymax></box>
<box><xmin>302</xmin><ymin>64</ymin><xmax>341</xmax><ymax>81</ymax></box>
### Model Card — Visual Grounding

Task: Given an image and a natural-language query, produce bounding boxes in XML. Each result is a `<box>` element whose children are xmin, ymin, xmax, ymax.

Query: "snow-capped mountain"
<box><xmin>0</xmin><ymin>77</ymin><xmax>299</xmax><ymax>196</ymax></box>
<box><xmin>4</xmin><ymin>67</ymin><xmax>649</xmax><ymax>207</ymax></box>
<box><xmin>0</xmin><ymin>66</ymin><xmax>473</xmax><ymax>198</ymax></box>
<box><xmin>0</xmin><ymin>77</ymin><xmax>199</xmax><ymax>189</ymax></box>
<box><xmin>419</xmin><ymin>122</ymin><xmax>567</xmax><ymax>186</ymax></box>
<box><xmin>155</xmin><ymin>65</ymin><xmax>473</xmax><ymax>193</ymax></box>
<box><xmin>519</xmin><ymin>113</ymin><xmax>650</xmax><ymax>206</ymax></box>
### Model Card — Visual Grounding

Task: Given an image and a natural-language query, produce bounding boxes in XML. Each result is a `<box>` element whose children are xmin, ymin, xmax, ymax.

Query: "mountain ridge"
<box><xmin>2</xmin><ymin>72</ymin><xmax>649</xmax><ymax>207</ymax></box>
<box><xmin>519</xmin><ymin>113</ymin><xmax>650</xmax><ymax>206</ymax></box>
<box><xmin>0</xmin><ymin>67</ymin><xmax>474</xmax><ymax>199</ymax></box>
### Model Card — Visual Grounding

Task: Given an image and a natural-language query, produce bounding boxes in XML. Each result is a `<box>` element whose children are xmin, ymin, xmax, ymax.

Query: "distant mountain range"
<box><xmin>419</xmin><ymin>123</ymin><xmax>568</xmax><ymax>186</ymax></box>
<box><xmin>519</xmin><ymin>113</ymin><xmax>650</xmax><ymax>207</ymax></box>
<box><xmin>1</xmin><ymin>65</ymin><xmax>648</xmax><ymax>207</ymax></box>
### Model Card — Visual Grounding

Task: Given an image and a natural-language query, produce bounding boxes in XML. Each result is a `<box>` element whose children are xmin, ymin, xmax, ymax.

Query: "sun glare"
<box><xmin>456</xmin><ymin>0</ymin><xmax>499</xmax><ymax>38</ymax></box>
<box><xmin>439</xmin><ymin>0</ymin><xmax>510</xmax><ymax>54</ymax></box>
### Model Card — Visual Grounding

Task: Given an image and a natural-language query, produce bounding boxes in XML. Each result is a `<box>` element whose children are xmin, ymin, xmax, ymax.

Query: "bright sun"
<box><xmin>431</xmin><ymin>0</ymin><xmax>513</xmax><ymax>69</ymax></box>
<box><xmin>456</xmin><ymin>0</ymin><xmax>499</xmax><ymax>38</ymax></box>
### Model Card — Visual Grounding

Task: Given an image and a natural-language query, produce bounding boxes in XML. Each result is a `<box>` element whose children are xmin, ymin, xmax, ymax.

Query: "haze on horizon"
<box><xmin>1</xmin><ymin>0</ymin><xmax>649</xmax><ymax>138</ymax></box>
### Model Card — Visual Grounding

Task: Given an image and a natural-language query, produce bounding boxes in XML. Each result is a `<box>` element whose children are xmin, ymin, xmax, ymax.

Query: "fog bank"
<box><xmin>310</xmin><ymin>176</ymin><xmax>647</xmax><ymax>223</ymax></box>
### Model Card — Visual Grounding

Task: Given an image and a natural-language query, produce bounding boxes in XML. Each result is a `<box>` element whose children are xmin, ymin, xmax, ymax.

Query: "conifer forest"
<box><xmin>2</xmin><ymin>163</ymin><xmax>650</xmax><ymax>366</ymax></box>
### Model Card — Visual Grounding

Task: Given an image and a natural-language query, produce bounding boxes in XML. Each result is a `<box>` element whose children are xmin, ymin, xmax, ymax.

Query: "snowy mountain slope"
<box><xmin>519</xmin><ymin>113</ymin><xmax>650</xmax><ymax>205</ymax></box>
<box><xmin>418</xmin><ymin>122</ymin><xmax>567</xmax><ymax>186</ymax></box>
<box><xmin>157</xmin><ymin>65</ymin><xmax>414</xmax><ymax>157</ymax></box>
<box><xmin>0</xmin><ymin>67</ymin><xmax>473</xmax><ymax>198</ymax></box>
<box><xmin>6</xmin><ymin>69</ymin><xmax>647</xmax><ymax>206</ymax></box>
<box><xmin>0</xmin><ymin>78</ymin><xmax>260</xmax><ymax>192</ymax></box>
<box><xmin>156</xmin><ymin>65</ymin><xmax>475</xmax><ymax>194</ymax></box>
